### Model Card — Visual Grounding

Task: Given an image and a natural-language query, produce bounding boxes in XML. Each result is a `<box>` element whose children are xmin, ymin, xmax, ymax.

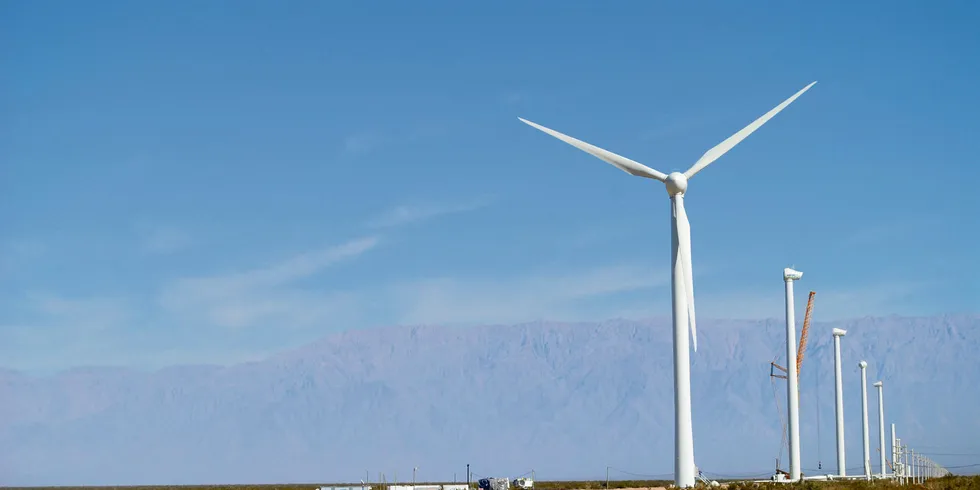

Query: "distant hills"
<box><xmin>2</xmin><ymin>314</ymin><xmax>978</xmax><ymax>486</ymax></box>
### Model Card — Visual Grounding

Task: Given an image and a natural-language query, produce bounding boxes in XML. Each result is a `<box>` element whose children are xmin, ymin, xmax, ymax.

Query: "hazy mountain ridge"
<box><xmin>2</xmin><ymin>315</ymin><xmax>977</xmax><ymax>486</ymax></box>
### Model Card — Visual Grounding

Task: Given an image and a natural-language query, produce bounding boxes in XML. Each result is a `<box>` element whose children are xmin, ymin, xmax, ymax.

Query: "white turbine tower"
<box><xmin>517</xmin><ymin>81</ymin><xmax>817</xmax><ymax>488</ymax></box>
<box><xmin>874</xmin><ymin>381</ymin><xmax>886</xmax><ymax>478</ymax></box>
<box><xmin>891</xmin><ymin>424</ymin><xmax>897</xmax><ymax>480</ymax></box>
<box><xmin>859</xmin><ymin>360</ymin><xmax>871</xmax><ymax>480</ymax></box>
<box><xmin>783</xmin><ymin>267</ymin><xmax>804</xmax><ymax>481</ymax></box>
<box><xmin>833</xmin><ymin>328</ymin><xmax>847</xmax><ymax>477</ymax></box>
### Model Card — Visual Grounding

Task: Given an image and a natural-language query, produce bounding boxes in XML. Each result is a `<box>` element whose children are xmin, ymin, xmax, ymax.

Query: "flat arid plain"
<box><xmin>5</xmin><ymin>477</ymin><xmax>980</xmax><ymax>490</ymax></box>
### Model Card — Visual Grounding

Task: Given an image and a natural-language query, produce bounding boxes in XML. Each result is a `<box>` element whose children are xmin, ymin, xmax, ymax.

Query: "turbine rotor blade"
<box><xmin>673</xmin><ymin>195</ymin><xmax>697</xmax><ymax>352</ymax></box>
<box><xmin>683</xmin><ymin>81</ymin><xmax>817</xmax><ymax>180</ymax></box>
<box><xmin>518</xmin><ymin>117</ymin><xmax>668</xmax><ymax>181</ymax></box>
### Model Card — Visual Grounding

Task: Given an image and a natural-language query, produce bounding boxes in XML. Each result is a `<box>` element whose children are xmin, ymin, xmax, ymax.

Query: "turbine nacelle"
<box><xmin>783</xmin><ymin>267</ymin><xmax>804</xmax><ymax>281</ymax></box>
<box><xmin>859</xmin><ymin>360</ymin><xmax>868</xmax><ymax>369</ymax></box>
<box><xmin>833</xmin><ymin>328</ymin><xmax>847</xmax><ymax>337</ymax></box>
<box><xmin>665</xmin><ymin>172</ymin><xmax>689</xmax><ymax>196</ymax></box>
<box><xmin>873</xmin><ymin>381</ymin><xmax>883</xmax><ymax>388</ymax></box>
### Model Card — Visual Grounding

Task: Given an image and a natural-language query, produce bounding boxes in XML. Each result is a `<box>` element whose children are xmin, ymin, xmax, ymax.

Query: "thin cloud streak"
<box><xmin>22</xmin><ymin>293</ymin><xmax>134</xmax><ymax>332</ymax></box>
<box><xmin>612</xmin><ymin>280</ymin><xmax>932</xmax><ymax>321</ymax></box>
<box><xmin>0</xmin><ymin>226</ymin><xmax>940</xmax><ymax>372</ymax></box>
<box><xmin>340</xmin><ymin>132</ymin><xmax>383</xmax><ymax>156</ymax></box>
<box><xmin>384</xmin><ymin>262</ymin><xmax>668</xmax><ymax>326</ymax></box>
<box><xmin>0</xmin><ymin>265</ymin><xmax>936</xmax><ymax>371</ymax></box>
<box><xmin>366</xmin><ymin>197</ymin><xmax>494</xmax><ymax>228</ymax></box>
<box><xmin>136</xmin><ymin>225</ymin><xmax>192</xmax><ymax>255</ymax></box>
<box><xmin>158</xmin><ymin>236</ymin><xmax>380</xmax><ymax>329</ymax></box>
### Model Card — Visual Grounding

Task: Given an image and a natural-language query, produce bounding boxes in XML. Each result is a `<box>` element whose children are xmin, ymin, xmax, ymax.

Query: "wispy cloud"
<box><xmin>1</xmin><ymin>246</ymin><xmax>935</xmax><ymax>372</ymax></box>
<box><xmin>157</xmin><ymin>250</ymin><xmax>662</xmax><ymax>332</ymax></box>
<box><xmin>341</xmin><ymin>123</ymin><xmax>449</xmax><ymax>157</ymax></box>
<box><xmin>14</xmin><ymin>293</ymin><xmax>134</xmax><ymax>333</ymax></box>
<box><xmin>366</xmin><ymin>196</ymin><xmax>494</xmax><ymax>228</ymax></box>
<box><xmin>0</xmin><ymin>293</ymin><xmax>138</xmax><ymax>371</ymax></box>
<box><xmin>837</xmin><ymin>218</ymin><xmax>931</xmax><ymax>249</ymax></box>
<box><xmin>500</xmin><ymin>91</ymin><xmax>529</xmax><ymax>106</ymax></box>
<box><xmin>384</xmin><ymin>263</ymin><xmax>668</xmax><ymax>325</ymax></box>
<box><xmin>136</xmin><ymin>224</ymin><xmax>191</xmax><ymax>255</ymax></box>
<box><xmin>0</xmin><ymin>239</ymin><xmax>46</xmax><ymax>273</ymax></box>
<box><xmin>341</xmin><ymin>131</ymin><xmax>383</xmax><ymax>156</ymax></box>
<box><xmin>639</xmin><ymin>113</ymin><xmax>724</xmax><ymax>142</ymax></box>
<box><xmin>610</xmin><ymin>280</ymin><xmax>932</xmax><ymax>321</ymax></box>
<box><xmin>158</xmin><ymin>236</ymin><xmax>379</xmax><ymax>329</ymax></box>
<box><xmin>143</xmin><ymin>235</ymin><xmax>660</xmax><ymax>350</ymax></box>
<box><xmin>0</xmin><ymin>220</ymin><xmax>939</xmax><ymax>372</ymax></box>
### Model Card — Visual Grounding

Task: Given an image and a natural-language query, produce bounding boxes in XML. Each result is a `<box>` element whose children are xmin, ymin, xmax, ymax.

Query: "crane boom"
<box><xmin>795</xmin><ymin>291</ymin><xmax>815</xmax><ymax>382</ymax></box>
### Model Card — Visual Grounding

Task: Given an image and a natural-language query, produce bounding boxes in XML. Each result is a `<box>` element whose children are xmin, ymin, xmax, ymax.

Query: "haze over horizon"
<box><xmin>2</xmin><ymin>315</ymin><xmax>978</xmax><ymax>486</ymax></box>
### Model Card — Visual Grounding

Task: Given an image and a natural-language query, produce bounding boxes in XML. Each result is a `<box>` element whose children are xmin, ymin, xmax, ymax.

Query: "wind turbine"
<box><xmin>517</xmin><ymin>81</ymin><xmax>817</xmax><ymax>488</ymax></box>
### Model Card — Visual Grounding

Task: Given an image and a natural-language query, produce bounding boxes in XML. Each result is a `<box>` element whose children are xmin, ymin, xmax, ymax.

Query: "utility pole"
<box><xmin>606</xmin><ymin>466</ymin><xmax>610</xmax><ymax>489</ymax></box>
<box><xmin>467</xmin><ymin>464</ymin><xmax>471</xmax><ymax>489</ymax></box>
<box><xmin>905</xmin><ymin>443</ymin><xmax>910</xmax><ymax>485</ymax></box>
<box><xmin>896</xmin><ymin>439</ymin><xmax>903</xmax><ymax>484</ymax></box>
<box><xmin>904</xmin><ymin>444</ymin><xmax>910</xmax><ymax>485</ymax></box>
<box><xmin>910</xmin><ymin>449</ymin><xmax>915</xmax><ymax>484</ymax></box>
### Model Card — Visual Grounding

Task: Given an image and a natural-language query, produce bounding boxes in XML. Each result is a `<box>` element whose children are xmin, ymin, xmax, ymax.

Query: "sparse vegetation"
<box><xmin>535</xmin><ymin>480</ymin><xmax>673</xmax><ymax>490</ymax></box>
<box><xmin>4</xmin><ymin>476</ymin><xmax>979</xmax><ymax>490</ymax></box>
<box><xmin>723</xmin><ymin>475</ymin><xmax>980</xmax><ymax>490</ymax></box>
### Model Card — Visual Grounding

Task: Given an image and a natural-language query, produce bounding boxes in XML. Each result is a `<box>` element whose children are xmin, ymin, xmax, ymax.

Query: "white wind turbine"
<box><xmin>518</xmin><ymin>81</ymin><xmax>817</xmax><ymax>488</ymax></box>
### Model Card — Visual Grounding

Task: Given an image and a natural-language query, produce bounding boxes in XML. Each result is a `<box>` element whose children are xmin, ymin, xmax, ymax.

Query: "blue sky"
<box><xmin>1</xmin><ymin>0</ymin><xmax>977</xmax><ymax>372</ymax></box>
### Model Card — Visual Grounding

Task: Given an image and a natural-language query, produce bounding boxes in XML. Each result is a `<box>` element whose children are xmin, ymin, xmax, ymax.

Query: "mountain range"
<box><xmin>2</xmin><ymin>314</ymin><xmax>978</xmax><ymax>486</ymax></box>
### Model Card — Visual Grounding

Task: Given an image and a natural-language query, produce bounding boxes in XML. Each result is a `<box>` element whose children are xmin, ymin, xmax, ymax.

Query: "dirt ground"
<box><xmin>570</xmin><ymin>487</ymin><xmax>670</xmax><ymax>490</ymax></box>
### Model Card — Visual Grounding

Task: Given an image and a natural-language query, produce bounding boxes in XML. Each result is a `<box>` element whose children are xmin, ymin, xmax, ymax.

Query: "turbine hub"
<box><xmin>665</xmin><ymin>171</ymin><xmax>688</xmax><ymax>196</ymax></box>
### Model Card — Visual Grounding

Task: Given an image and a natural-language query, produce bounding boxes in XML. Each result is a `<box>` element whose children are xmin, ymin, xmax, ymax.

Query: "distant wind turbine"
<box><xmin>517</xmin><ymin>81</ymin><xmax>817</xmax><ymax>488</ymax></box>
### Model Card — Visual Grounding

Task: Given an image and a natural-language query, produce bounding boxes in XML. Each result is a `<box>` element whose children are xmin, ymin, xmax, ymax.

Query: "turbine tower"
<box><xmin>859</xmin><ymin>360</ymin><xmax>871</xmax><ymax>480</ymax></box>
<box><xmin>517</xmin><ymin>82</ymin><xmax>817</xmax><ymax>488</ymax></box>
<box><xmin>832</xmin><ymin>328</ymin><xmax>847</xmax><ymax>477</ymax></box>
<box><xmin>783</xmin><ymin>267</ymin><xmax>804</xmax><ymax>481</ymax></box>
<box><xmin>891</xmin><ymin>423</ymin><xmax>897</xmax><ymax>480</ymax></box>
<box><xmin>874</xmin><ymin>381</ymin><xmax>886</xmax><ymax>478</ymax></box>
